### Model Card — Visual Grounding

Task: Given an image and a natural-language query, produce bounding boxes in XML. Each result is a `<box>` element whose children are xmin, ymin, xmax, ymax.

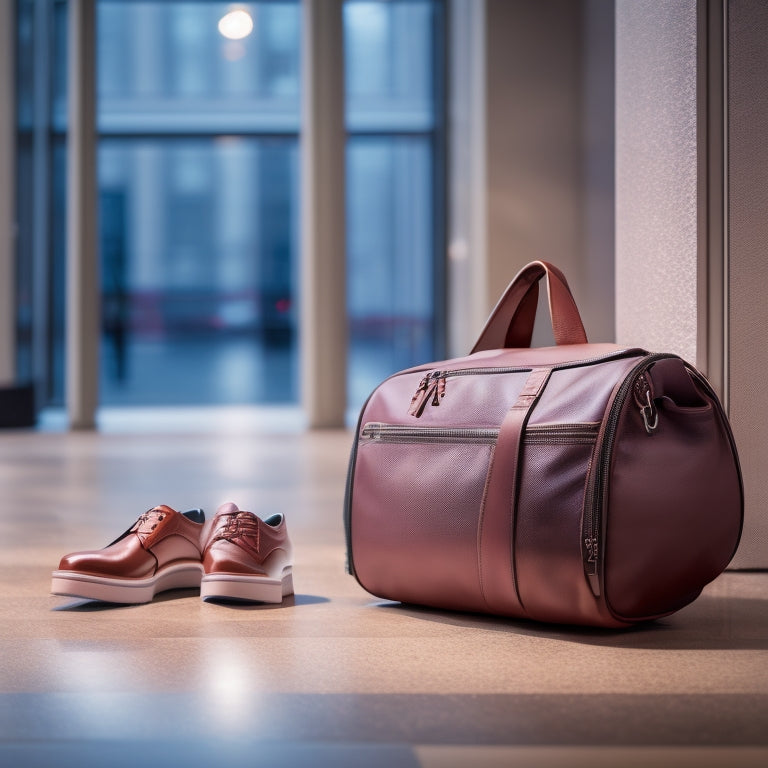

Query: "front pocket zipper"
<box><xmin>361</xmin><ymin>422</ymin><xmax>600</xmax><ymax>445</ymax></box>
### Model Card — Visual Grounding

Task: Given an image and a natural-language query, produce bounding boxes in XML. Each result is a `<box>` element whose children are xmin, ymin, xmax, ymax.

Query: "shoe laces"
<box><xmin>134</xmin><ymin>507</ymin><xmax>168</xmax><ymax>534</ymax></box>
<box><xmin>211</xmin><ymin>511</ymin><xmax>260</xmax><ymax>549</ymax></box>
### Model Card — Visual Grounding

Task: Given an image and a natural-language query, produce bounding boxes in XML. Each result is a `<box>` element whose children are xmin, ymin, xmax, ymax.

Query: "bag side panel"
<box><xmin>604</xmin><ymin>363</ymin><xmax>743</xmax><ymax>621</ymax></box>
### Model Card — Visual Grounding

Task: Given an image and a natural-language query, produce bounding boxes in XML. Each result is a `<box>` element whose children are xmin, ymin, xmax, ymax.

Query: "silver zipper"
<box><xmin>362</xmin><ymin>423</ymin><xmax>499</xmax><ymax>444</ymax></box>
<box><xmin>361</xmin><ymin>422</ymin><xmax>600</xmax><ymax>445</ymax></box>
<box><xmin>407</xmin><ymin>348</ymin><xmax>645</xmax><ymax>417</ymax></box>
<box><xmin>581</xmin><ymin>353</ymin><xmax>675</xmax><ymax>598</ymax></box>
<box><xmin>523</xmin><ymin>422</ymin><xmax>601</xmax><ymax>444</ymax></box>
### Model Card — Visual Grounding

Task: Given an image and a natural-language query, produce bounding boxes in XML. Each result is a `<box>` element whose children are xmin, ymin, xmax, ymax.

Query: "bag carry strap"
<box><xmin>471</xmin><ymin>261</ymin><xmax>588</xmax><ymax>352</ymax></box>
<box><xmin>478</xmin><ymin>367</ymin><xmax>552</xmax><ymax>615</ymax></box>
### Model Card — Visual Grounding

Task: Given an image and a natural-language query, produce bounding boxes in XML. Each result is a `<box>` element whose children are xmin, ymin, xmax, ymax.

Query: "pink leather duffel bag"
<box><xmin>344</xmin><ymin>261</ymin><xmax>743</xmax><ymax>627</ymax></box>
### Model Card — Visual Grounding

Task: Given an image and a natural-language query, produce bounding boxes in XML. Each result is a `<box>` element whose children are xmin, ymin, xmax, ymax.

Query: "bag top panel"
<box><xmin>361</xmin><ymin>350</ymin><xmax>649</xmax><ymax>430</ymax></box>
<box><xmin>398</xmin><ymin>343</ymin><xmax>645</xmax><ymax>377</ymax></box>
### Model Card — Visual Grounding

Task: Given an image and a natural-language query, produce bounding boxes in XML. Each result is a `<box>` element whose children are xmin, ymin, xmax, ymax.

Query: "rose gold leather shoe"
<box><xmin>201</xmin><ymin>502</ymin><xmax>294</xmax><ymax>603</ymax></box>
<box><xmin>51</xmin><ymin>506</ymin><xmax>206</xmax><ymax>603</ymax></box>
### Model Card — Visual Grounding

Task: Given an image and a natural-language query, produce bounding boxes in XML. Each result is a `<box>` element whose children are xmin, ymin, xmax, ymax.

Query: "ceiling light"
<box><xmin>218</xmin><ymin>9</ymin><xmax>254</xmax><ymax>41</ymax></box>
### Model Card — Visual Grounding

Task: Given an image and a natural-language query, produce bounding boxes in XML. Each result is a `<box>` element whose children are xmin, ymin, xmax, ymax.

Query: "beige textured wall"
<box><xmin>615</xmin><ymin>0</ymin><xmax>699</xmax><ymax>362</ymax></box>
<box><xmin>727</xmin><ymin>0</ymin><xmax>768</xmax><ymax>568</ymax></box>
<box><xmin>485</xmin><ymin>0</ymin><xmax>581</xmax><ymax>338</ymax></box>
<box><xmin>581</xmin><ymin>0</ymin><xmax>616</xmax><ymax>346</ymax></box>
<box><xmin>448</xmin><ymin>0</ymin><xmax>615</xmax><ymax>356</ymax></box>
<box><xmin>481</xmin><ymin>0</ymin><xmax>616</xmax><ymax>348</ymax></box>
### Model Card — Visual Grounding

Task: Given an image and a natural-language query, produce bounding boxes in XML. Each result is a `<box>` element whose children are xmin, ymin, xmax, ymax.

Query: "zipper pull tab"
<box><xmin>431</xmin><ymin>373</ymin><xmax>447</xmax><ymax>407</ymax></box>
<box><xmin>583</xmin><ymin>536</ymin><xmax>600</xmax><ymax>596</ymax></box>
<box><xmin>633</xmin><ymin>374</ymin><xmax>658</xmax><ymax>435</ymax></box>
<box><xmin>408</xmin><ymin>371</ymin><xmax>447</xmax><ymax>418</ymax></box>
<box><xmin>408</xmin><ymin>375</ymin><xmax>432</xmax><ymax>418</ymax></box>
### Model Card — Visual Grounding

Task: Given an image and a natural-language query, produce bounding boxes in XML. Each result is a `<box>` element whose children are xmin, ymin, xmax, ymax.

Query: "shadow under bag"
<box><xmin>344</xmin><ymin>261</ymin><xmax>743</xmax><ymax>628</ymax></box>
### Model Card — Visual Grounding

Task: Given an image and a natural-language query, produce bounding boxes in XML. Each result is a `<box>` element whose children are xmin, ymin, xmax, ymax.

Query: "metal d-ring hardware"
<box><xmin>641</xmin><ymin>390</ymin><xmax>659</xmax><ymax>434</ymax></box>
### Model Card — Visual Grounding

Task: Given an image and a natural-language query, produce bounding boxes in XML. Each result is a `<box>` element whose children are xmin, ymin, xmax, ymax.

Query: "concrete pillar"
<box><xmin>300</xmin><ymin>0</ymin><xmax>347</xmax><ymax>428</ymax></box>
<box><xmin>615</xmin><ymin>0</ymin><xmax>699</xmax><ymax>363</ymax></box>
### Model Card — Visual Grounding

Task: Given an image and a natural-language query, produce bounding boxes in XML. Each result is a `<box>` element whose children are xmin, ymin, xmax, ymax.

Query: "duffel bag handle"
<box><xmin>471</xmin><ymin>260</ymin><xmax>588</xmax><ymax>352</ymax></box>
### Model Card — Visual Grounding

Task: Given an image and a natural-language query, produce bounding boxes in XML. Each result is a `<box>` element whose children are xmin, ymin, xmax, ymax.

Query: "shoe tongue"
<box><xmin>215</xmin><ymin>501</ymin><xmax>240</xmax><ymax>516</ymax></box>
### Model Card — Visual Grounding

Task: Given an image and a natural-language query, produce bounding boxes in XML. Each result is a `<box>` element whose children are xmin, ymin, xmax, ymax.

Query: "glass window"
<box><xmin>13</xmin><ymin>0</ymin><xmax>36</xmax><ymax>386</ymax></box>
<box><xmin>345</xmin><ymin>0</ymin><xmax>435</xmax><ymax>132</ymax></box>
<box><xmin>15</xmin><ymin>0</ymin><xmax>69</xmax><ymax>404</ymax></box>
<box><xmin>96</xmin><ymin>1</ymin><xmax>301</xmax><ymax>405</ymax></box>
<box><xmin>344</xmin><ymin>0</ymin><xmax>445</xmax><ymax>409</ymax></box>
<box><xmin>98</xmin><ymin>2</ymin><xmax>300</xmax><ymax>132</ymax></box>
<box><xmin>98</xmin><ymin>138</ymin><xmax>298</xmax><ymax>405</ymax></box>
<box><xmin>15</xmin><ymin>0</ymin><xmax>444</xmax><ymax>414</ymax></box>
<box><xmin>346</xmin><ymin>137</ymin><xmax>435</xmax><ymax>404</ymax></box>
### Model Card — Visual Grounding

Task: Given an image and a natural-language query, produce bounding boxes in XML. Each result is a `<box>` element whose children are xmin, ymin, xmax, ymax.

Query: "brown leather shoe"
<box><xmin>51</xmin><ymin>506</ymin><xmax>206</xmax><ymax>603</ymax></box>
<box><xmin>201</xmin><ymin>502</ymin><xmax>293</xmax><ymax>603</ymax></box>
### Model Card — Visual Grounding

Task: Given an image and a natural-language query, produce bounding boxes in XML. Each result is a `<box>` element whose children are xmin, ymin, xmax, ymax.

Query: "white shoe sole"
<box><xmin>200</xmin><ymin>567</ymin><xmax>294</xmax><ymax>603</ymax></box>
<box><xmin>51</xmin><ymin>562</ymin><xmax>204</xmax><ymax>604</ymax></box>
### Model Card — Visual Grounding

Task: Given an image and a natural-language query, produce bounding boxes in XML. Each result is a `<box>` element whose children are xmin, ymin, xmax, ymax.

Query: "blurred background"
<box><xmin>14</xmin><ymin>0</ymin><xmax>444</xmax><ymax>411</ymax></box>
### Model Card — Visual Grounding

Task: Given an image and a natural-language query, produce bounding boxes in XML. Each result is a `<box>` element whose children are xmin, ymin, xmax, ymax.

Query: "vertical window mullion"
<box><xmin>344</xmin><ymin>0</ymin><xmax>446</xmax><ymax>411</ymax></box>
<box><xmin>66</xmin><ymin>0</ymin><xmax>99</xmax><ymax>429</ymax></box>
<box><xmin>0</xmin><ymin>0</ymin><xmax>14</xmax><ymax>384</ymax></box>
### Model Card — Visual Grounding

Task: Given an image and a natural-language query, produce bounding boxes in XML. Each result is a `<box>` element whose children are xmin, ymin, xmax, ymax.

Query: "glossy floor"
<box><xmin>1</xmin><ymin>423</ymin><xmax>767</xmax><ymax>767</ymax></box>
